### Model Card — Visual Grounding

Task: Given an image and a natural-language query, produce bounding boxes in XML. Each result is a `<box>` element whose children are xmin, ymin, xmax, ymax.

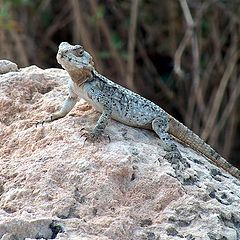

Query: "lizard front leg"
<box><xmin>38</xmin><ymin>94</ymin><xmax>78</xmax><ymax>125</ymax></box>
<box><xmin>50</xmin><ymin>95</ymin><xmax>78</xmax><ymax>121</ymax></box>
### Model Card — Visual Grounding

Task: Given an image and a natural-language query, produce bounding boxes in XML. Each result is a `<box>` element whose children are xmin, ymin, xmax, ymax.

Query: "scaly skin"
<box><xmin>42</xmin><ymin>42</ymin><xmax>240</xmax><ymax>180</ymax></box>
<box><xmin>168</xmin><ymin>117</ymin><xmax>240</xmax><ymax>179</ymax></box>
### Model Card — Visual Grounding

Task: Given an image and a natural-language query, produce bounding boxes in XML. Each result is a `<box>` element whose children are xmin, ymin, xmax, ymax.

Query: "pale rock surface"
<box><xmin>0</xmin><ymin>61</ymin><xmax>240</xmax><ymax>240</ymax></box>
<box><xmin>0</xmin><ymin>60</ymin><xmax>18</xmax><ymax>74</ymax></box>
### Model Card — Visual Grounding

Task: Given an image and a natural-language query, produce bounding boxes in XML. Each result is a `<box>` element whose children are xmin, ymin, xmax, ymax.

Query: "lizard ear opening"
<box><xmin>90</xmin><ymin>59</ymin><xmax>94</xmax><ymax>66</ymax></box>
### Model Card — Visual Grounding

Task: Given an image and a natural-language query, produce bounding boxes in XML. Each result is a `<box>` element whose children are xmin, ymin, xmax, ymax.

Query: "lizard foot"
<box><xmin>164</xmin><ymin>143</ymin><xmax>183</xmax><ymax>162</ymax></box>
<box><xmin>80</xmin><ymin>128</ymin><xmax>111</xmax><ymax>143</ymax></box>
<box><xmin>164</xmin><ymin>151</ymin><xmax>182</xmax><ymax>162</ymax></box>
<box><xmin>35</xmin><ymin>116</ymin><xmax>53</xmax><ymax>127</ymax></box>
<box><xmin>36</xmin><ymin>112</ymin><xmax>64</xmax><ymax>127</ymax></box>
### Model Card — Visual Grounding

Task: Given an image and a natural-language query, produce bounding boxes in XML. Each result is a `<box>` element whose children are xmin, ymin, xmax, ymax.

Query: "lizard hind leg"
<box><xmin>152</xmin><ymin>116</ymin><xmax>193</xmax><ymax>182</ymax></box>
<box><xmin>152</xmin><ymin>116</ymin><xmax>175</xmax><ymax>151</ymax></box>
<box><xmin>152</xmin><ymin>116</ymin><xmax>183</xmax><ymax>160</ymax></box>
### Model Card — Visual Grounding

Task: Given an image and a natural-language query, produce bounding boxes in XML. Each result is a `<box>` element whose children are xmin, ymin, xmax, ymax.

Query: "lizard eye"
<box><xmin>75</xmin><ymin>48</ymin><xmax>84</xmax><ymax>57</ymax></box>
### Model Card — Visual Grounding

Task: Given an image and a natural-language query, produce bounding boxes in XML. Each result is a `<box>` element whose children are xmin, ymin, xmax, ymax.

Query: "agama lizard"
<box><xmin>40</xmin><ymin>42</ymin><xmax>240</xmax><ymax>180</ymax></box>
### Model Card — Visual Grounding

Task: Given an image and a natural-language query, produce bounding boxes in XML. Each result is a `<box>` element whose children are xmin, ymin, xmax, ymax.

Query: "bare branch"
<box><xmin>176</xmin><ymin>0</ymin><xmax>210</xmax><ymax>127</ymax></box>
<box><xmin>174</xmin><ymin>0</ymin><xmax>194</xmax><ymax>78</ymax></box>
<box><xmin>174</xmin><ymin>29</ymin><xmax>192</xmax><ymax>78</ymax></box>
<box><xmin>201</xmin><ymin>47</ymin><xmax>238</xmax><ymax>140</ymax></box>
<box><xmin>210</xmin><ymin>75</ymin><xmax>240</xmax><ymax>145</ymax></box>
<box><xmin>70</xmin><ymin>0</ymin><xmax>102</xmax><ymax>71</ymax></box>
<box><xmin>89</xmin><ymin>0</ymin><xmax>125</xmax><ymax>79</ymax></box>
<box><xmin>179</xmin><ymin>0</ymin><xmax>194</xmax><ymax>26</ymax></box>
<box><xmin>126</xmin><ymin>0</ymin><xmax>140</xmax><ymax>91</ymax></box>
<box><xmin>222</xmin><ymin>111</ymin><xmax>237</xmax><ymax>159</ymax></box>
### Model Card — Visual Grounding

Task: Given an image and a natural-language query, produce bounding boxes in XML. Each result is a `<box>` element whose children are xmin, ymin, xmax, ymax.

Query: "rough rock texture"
<box><xmin>0</xmin><ymin>60</ymin><xmax>18</xmax><ymax>74</ymax></box>
<box><xmin>0</xmin><ymin>62</ymin><xmax>240</xmax><ymax>240</ymax></box>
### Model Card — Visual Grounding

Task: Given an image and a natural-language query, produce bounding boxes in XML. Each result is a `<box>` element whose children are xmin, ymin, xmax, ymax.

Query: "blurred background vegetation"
<box><xmin>0</xmin><ymin>0</ymin><xmax>240</xmax><ymax>168</ymax></box>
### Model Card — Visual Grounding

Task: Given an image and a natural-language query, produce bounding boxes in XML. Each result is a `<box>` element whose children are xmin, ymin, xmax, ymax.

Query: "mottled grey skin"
<box><xmin>45</xmin><ymin>42</ymin><xmax>240</xmax><ymax>180</ymax></box>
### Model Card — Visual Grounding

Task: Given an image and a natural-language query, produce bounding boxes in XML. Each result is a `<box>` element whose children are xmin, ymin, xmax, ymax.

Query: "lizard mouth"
<box><xmin>58</xmin><ymin>52</ymin><xmax>94</xmax><ymax>70</ymax></box>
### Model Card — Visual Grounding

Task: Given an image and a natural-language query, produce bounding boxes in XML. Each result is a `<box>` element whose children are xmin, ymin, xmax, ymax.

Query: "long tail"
<box><xmin>168</xmin><ymin>116</ymin><xmax>240</xmax><ymax>180</ymax></box>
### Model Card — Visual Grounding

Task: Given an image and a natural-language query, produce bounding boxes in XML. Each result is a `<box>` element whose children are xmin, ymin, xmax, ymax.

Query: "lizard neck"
<box><xmin>67</xmin><ymin>69</ymin><xmax>93</xmax><ymax>87</ymax></box>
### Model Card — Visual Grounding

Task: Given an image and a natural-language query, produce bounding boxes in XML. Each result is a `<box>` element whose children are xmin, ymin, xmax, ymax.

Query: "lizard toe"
<box><xmin>80</xmin><ymin>129</ymin><xmax>110</xmax><ymax>143</ymax></box>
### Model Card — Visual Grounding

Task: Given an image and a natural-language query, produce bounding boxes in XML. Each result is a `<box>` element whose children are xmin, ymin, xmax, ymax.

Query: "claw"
<box><xmin>35</xmin><ymin>120</ymin><xmax>45</xmax><ymax>127</ymax></box>
<box><xmin>80</xmin><ymin>127</ymin><xmax>90</xmax><ymax>138</ymax></box>
<box><xmin>80</xmin><ymin>128</ymin><xmax>110</xmax><ymax>143</ymax></box>
<box><xmin>35</xmin><ymin>116</ymin><xmax>53</xmax><ymax>127</ymax></box>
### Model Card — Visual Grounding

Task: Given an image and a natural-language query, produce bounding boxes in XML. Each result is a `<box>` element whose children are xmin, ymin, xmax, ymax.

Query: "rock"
<box><xmin>0</xmin><ymin>66</ymin><xmax>240</xmax><ymax>240</ymax></box>
<box><xmin>0</xmin><ymin>60</ymin><xmax>18</xmax><ymax>74</ymax></box>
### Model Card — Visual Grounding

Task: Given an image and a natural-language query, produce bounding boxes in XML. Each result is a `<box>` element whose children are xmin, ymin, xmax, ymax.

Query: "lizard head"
<box><xmin>57</xmin><ymin>42</ymin><xmax>95</xmax><ymax>85</ymax></box>
<box><xmin>57</xmin><ymin>42</ymin><xmax>94</xmax><ymax>72</ymax></box>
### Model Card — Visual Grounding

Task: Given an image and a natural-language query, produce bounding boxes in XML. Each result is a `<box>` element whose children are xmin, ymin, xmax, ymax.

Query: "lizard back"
<box><xmin>73</xmin><ymin>71</ymin><xmax>165</xmax><ymax>129</ymax></box>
